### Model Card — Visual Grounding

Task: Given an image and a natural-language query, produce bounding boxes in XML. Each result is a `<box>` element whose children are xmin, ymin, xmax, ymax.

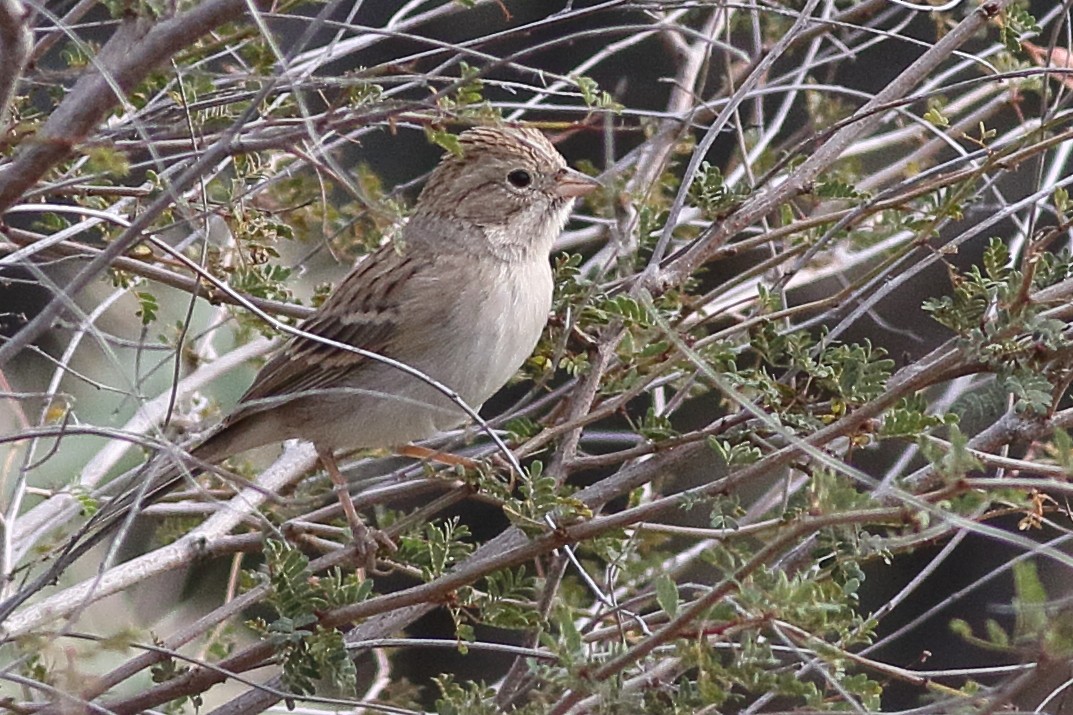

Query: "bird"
<box><xmin>1</xmin><ymin>125</ymin><xmax>599</xmax><ymax>616</ymax></box>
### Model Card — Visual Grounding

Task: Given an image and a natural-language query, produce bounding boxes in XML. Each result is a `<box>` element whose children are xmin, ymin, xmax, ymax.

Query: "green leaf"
<box><xmin>1001</xmin><ymin>371</ymin><xmax>1053</xmax><ymax>415</ymax></box>
<box><xmin>574</xmin><ymin>75</ymin><xmax>623</xmax><ymax>112</ymax></box>
<box><xmin>815</xmin><ymin>179</ymin><xmax>869</xmax><ymax>200</ymax></box>
<box><xmin>1012</xmin><ymin>561</ymin><xmax>1048</xmax><ymax>639</ymax></box>
<box><xmin>999</xmin><ymin>6</ymin><xmax>1041</xmax><ymax>53</ymax></box>
<box><xmin>654</xmin><ymin>575</ymin><xmax>679</xmax><ymax>618</ymax></box>
<box><xmin>134</xmin><ymin>291</ymin><xmax>159</xmax><ymax>325</ymax></box>
<box><xmin>1054</xmin><ymin>186</ymin><xmax>1069</xmax><ymax>217</ymax></box>
<box><xmin>919</xmin><ymin>424</ymin><xmax>983</xmax><ymax>482</ymax></box>
<box><xmin>950</xmin><ymin>618</ymin><xmax>973</xmax><ymax>638</ymax></box>
<box><xmin>985</xmin><ymin>619</ymin><xmax>1009</xmax><ymax>648</ymax></box>
<box><xmin>425</xmin><ymin>127</ymin><xmax>463</xmax><ymax>156</ymax></box>
<box><xmin>1050</xmin><ymin>428</ymin><xmax>1073</xmax><ymax>473</ymax></box>
<box><xmin>558</xmin><ymin>610</ymin><xmax>583</xmax><ymax>655</ymax></box>
<box><xmin>639</xmin><ymin>406</ymin><xmax>676</xmax><ymax>440</ymax></box>
<box><xmin>982</xmin><ymin>237</ymin><xmax>1010</xmax><ymax>281</ymax></box>
<box><xmin>688</xmin><ymin>161</ymin><xmax>746</xmax><ymax>217</ymax></box>
<box><xmin>83</xmin><ymin>145</ymin><xmax>131</xmax><ymax>177</ymax></box>
<box><xmin>880</xmin><ymin>396</ymin><xmax>951</xmax><ymax>439</ymax></box>
<box><xmin>923</xmin><ymin>106</ymin><xmax>949</xmax><ymax>128</ymax></box>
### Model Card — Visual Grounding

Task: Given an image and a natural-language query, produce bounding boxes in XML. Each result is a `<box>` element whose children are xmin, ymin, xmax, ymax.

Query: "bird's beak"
<box><xmin>554</xmin><ymin>168</ymin><xmax>601</xmax><ymax>199</ymax></box>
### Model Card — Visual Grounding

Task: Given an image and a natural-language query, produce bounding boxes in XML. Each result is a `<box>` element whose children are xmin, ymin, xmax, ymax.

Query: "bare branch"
<box><xmin>0</xmin><ymin>0</ymin><xmax>265</xmax><ymax>212</ymax></box>
<box><xmin>0</xmin><ymin>0</ymin><xmax>30</xmax><ymax>125</ymax></box>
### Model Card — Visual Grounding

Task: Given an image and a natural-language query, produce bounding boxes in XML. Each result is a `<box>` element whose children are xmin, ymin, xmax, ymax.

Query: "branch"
<box><xmin>6</xmin><ymin>336</ymin><xmax>274</xmax><ymax>567</ymax></box>
<box><xmin>0</xmin><ymin>230</ymin><xmax>313</xmax><ymax>321</ymax></box>
<box><xmin>0</xmin><ymin>0</ymin><xmax>265</xmax><ymax>212</ymax></box>
<box><xmin>0</xmin><ymin>0</ymin><xmax>30</xmax><ymax>125</ymax></box>
<box><xmin>0</xmin><ymin>442</ymin><xmax>317</xmax><ymax>639</ymax></box>
<box><xmin>654</xmin><ymin>0</ymin><xmax>1016</xmax><ymax>290</ymax></box>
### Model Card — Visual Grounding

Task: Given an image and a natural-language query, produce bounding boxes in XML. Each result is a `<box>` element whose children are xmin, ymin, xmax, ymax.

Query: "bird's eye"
<box><xmin>507</xmin><ymin>169</ymin><xmax>532</xmax><ymax>188</ymax></box>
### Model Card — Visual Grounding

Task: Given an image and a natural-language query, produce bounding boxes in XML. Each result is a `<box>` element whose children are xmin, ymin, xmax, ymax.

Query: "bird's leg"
<box><xmin>316</xmin><ymin>446</ymin><xmax>395</xmax><ymax>567</ymax></box>
<box><xmin>396</xmin><ymin>444</ymin><xmax>479</xmax><ymax>470</ymax></box>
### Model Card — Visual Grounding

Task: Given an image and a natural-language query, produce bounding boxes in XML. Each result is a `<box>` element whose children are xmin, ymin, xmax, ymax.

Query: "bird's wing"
<box><xmin>226</xmin><ymin>242</ymin><xmax>423</xmax><ymax>421</ymax></box>
<box><xmin>0</xmin><ymin>250</ymin><xmax>427</xmax><ymax>622</ymax></box>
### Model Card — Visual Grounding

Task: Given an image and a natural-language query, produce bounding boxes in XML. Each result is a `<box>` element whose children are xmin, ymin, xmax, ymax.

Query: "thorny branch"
<box><xmin>4</xmin><ymin>1</ymin><xmax>1073</xmax><ymax>713</ymax></box>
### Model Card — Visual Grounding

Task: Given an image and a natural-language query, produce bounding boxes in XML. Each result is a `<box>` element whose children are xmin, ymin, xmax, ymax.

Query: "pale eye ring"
<box><xmin>507</xmin><ymin>169</ymin><xmax>532</xmax><ymax>188</ymax></box>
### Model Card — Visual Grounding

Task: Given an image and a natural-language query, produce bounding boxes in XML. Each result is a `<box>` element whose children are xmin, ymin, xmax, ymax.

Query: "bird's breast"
<box><xmin>433</xmin><ymin>256</ymin><xmax>553</xmax><ymax>406</ymax></box>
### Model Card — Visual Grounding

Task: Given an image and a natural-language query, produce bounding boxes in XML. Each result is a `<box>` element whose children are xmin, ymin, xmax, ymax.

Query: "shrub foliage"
<box><xmin>1</xmin><ymin>1</ymin><xmax>1073</xmax><ymax>713</ymax></box>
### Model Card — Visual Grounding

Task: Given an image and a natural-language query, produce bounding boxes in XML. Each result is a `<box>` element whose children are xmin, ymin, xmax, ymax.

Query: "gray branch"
<box><xmin>0</xmin><ymin>0</ymin><xmax>29</xmax><ymax>126</ymax></box>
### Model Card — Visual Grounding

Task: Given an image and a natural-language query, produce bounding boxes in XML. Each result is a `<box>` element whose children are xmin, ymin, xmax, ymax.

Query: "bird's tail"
<box><xmin>0</xmin><ymin>436</ymin><xmax>225</xmax><ymax>625</ymax></box>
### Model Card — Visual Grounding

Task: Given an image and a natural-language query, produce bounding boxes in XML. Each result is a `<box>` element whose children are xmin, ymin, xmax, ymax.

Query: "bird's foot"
<box><xmin>347</xmin><ymin>517</ymin><xmax>397</xmax><ymax>571</ymax></box>
<box><xmin>317</xmin><ymin>446</ymin><xmax>397</xmax><ymax>571</ymax></box>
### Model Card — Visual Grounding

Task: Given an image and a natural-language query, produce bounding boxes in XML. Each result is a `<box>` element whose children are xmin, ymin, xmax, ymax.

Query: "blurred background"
<box><xmin>2</xmin><ymin>0</ymin><xmax>1073</xmax><ymax>713</ymax></box>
